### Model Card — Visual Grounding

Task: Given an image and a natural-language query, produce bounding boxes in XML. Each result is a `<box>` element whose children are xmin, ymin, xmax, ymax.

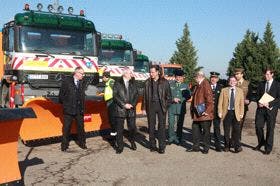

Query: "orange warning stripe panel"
<box><xmin>0</xmin><ymin>120</ymin><xmax>22</xmax><ymax>184</ymax></box>
<box><xmin>20</xmin><ymin>98</ymin><xmax>111</xmax><ymax>142</ymax></box>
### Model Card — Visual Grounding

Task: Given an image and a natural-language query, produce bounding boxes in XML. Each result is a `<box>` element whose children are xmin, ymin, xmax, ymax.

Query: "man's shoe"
<box><xmin>158</xmin><ymin>148</ymin><xmax>165</xmax><ymax>154</ymax></box>
<box><xmin>263</xmin><ymin>150</ymin><xmax>271</xmax><ymax>155</ymax></box>
<box><xmin>61</xmin><ymin>146</ymin><xmax>68</xmax><ymax>152</ymax></box>
<box><xmin>187</xmin><ymin>148</ymin><xmax>200</xmax><ymax>152</ymax></box>
<box><xmin>131</xmin><ymin>142</ymin><xmax>137</xmax><ymax>151</ymax></box>
<box><xmin>116</xmin><ymin>148</ymin><xmax>123</xmax><ymax>154</ymax></box>
<box><xmin>79</xmin><ymin>144</ymin><xmax>87</xmax><ymax>149</ymax></box>
<box><xmin>224</xmin><ymin>147</ymin><xmax>229</xmax><ymax>152</ymax></box>
<box><xmin>61</xmin><ymin>143</ymin><xmax>68</xmax><ymax>152</ymax></box>
<box><xmin>215</xmin><ymin>147</ymin><xmax>222</xmax><ymax>152</ymax></box>
<box><xmin>235</xmin><ymin>147</ymin><xmax>243</xmax><ymax>153</ymax></box>
<box><xmin>150</xmin><ymin>147</ymin><xmax>157</xmax><ymax>152</ymax></box>
<box><xmin>201</xmin><ymin>149</ymin><xmax>209</xmax><ymax>154</ymax></box>
<box><xmin>253</xmin><ymin>144</ymin><xmax>262</xmax><ymax>151</ymax></box>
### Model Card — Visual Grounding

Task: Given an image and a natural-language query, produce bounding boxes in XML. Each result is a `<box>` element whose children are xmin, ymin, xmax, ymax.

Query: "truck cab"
<box><xmin>0</xmin><ymin>3</ymin><xmax>101</xmax><ymax>107</ymax></box>
<box><xmin>98</xmin><ymin>34</ymin><xmax>136</xmax><ymax>79</ymax></box>
<box><xmin>160</xmin><ymin>64</ymin><xmax>183</xmax><ymax>81</ymax></box>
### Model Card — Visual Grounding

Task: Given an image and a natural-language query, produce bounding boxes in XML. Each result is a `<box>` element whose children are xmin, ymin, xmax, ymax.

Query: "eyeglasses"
<box><xmin>77</xmin><ymin>71</ymin><xmax>85</xmax><ymax>76</ymax></box>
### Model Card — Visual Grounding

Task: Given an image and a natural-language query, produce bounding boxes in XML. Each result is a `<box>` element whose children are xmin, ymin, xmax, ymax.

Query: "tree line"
<box><xmin>170</xmin><ymin>22</ymin><xmax>280</xmax><ymax>88</ymax></box>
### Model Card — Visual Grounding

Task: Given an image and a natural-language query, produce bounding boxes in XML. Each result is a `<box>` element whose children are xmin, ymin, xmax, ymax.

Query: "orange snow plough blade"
<box><xmin>19</xmin><ymin>97</ymin><xmax>110</xmax><ymax>142</ymax></box>
<box><xmin>0</xmin><ymin>108</ymin><xmax>36</xmax><ymax>184</ymax></box>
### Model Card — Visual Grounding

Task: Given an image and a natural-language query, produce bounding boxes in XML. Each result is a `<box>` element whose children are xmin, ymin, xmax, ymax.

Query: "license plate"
<box><xmin>28</xmin><ymin>74</ymin><xmax>49</xmax><ymax>80</ymax></box>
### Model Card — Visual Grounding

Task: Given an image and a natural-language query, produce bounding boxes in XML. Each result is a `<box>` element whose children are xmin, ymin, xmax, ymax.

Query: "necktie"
<box><xmin>212</xmin><ymin>85</ymin><xmax>216</xmax><ymax>91</ymax></box>
<box><xmin>230</xmin><ymin>88</ymin><xmax>234</xmax><ymax>110</ymax></box>
<box><xmin>265</xmin><ymin>81</ymin><xmax>269</xmax><ymax>93</ymax></box>
<box><xmin>176</xmin><ymin>82</ymin><xmax>180</xmax><ymax>87</ymax></box>
<box><xmin>76</xmin><ymin>80</ymin><xmax>79</xmax><ymax>88</ymax></box>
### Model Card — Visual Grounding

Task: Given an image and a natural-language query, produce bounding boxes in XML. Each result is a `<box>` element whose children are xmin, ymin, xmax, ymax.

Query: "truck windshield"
<box><xmin>99</xmin><ymin>49</ymin><xmax>133</xmax><ymax>66</ymax></box>
<box><xmin>164</xmin><ymin>67</ymin><xmax>181</xmax><ymax>76</ymax></box>
<box><xmin>134</xmin><ymin>60</ymin><xmax>149</xmax><ymax>73</ymax></box>
<box><xmin>19</xmin><ymin>26</ymin><xmax>95</xmax><ymax>56</ymax></box>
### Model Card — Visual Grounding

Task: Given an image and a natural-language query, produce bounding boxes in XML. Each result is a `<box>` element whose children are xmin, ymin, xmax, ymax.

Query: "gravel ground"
<box><xmin>17</xmin><ymin>102</ymin><xmax>280</xmax><ymax>185</ymax></box>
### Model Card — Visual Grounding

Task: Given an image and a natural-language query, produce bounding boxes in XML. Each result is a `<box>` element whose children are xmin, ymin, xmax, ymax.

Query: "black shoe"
<box><xmin>158</xmin><ymin>148</ymin><xmax>165</xmax><ymax>154</ymax></box>
<box><xmin>150</xmin><ymin>147</ymin><xmax>157</xmax><ymax>152</ymax></box>
<box><xmin>61</xmin><ymin>144</ymin><xmax>68</xmax><ymax>152</ymax></box>
<box><xmin>116</xmin><ymin>148</ymin><xmax>123</xmax><ymax>154</ymax></box>
<box><xmin>235</xmin><ymin>147</ymin><xmax>243</xmax><ymax>153</ymax></box>
<box><xmin>224</xmin><ymin>147</ymin><xmax>229</xmax><ymax>152</ymax></box>
<box><xmin>215</xmin><ymin>147</ymin><xmax>222</xmax><ymax>152</ymax></box>
<box><xmin>201</xmin><ymin>149</ymin><xmax>209</xmax><ymax>154</ymax></box>
<box><xmin>79</xmin><ymin>144</ymin><xmax>87</xmax><ymax>149</ymax></box>
<box><xmin>131</xmin><ymin>142</ymin><xmax>137</xmax><ymax>151</ymax></box>
<box><xmin>61</xmin><ymin>146</ymin><xmax>68</xmax><ymax>152</ymax></box>
<box><xmin>187</xmin><ymin>148</ymin><xmax>200</xmax><ymax>152</ymax></box>
<box><xmin>253</xmin><ymin>144</ymin><xmax>262</xmax><ymax>151</ymax></box>
<box><xmin>263</xmin><ymin>150</ymin><xmax>271</xmax><ymax>155</ymax></box>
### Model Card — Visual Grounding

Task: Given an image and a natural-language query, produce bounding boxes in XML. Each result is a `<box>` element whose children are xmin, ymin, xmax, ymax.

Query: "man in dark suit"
<box><xmin>142</xmin><ymin>65</ymin><xmax>172</xmax><ymax>154</ymax></box>
<box><xmin>113</xmin><ymin>68</ymin><xmax>139</xmax><ymax>154</ymax></box>
<box><xmin>59</xmin><ymin>67</ymin><xmax>87</xmax><ymax>151</ymax></box>
<box><xmin>254</xmin><ymin>68</ymin><xmax>280</xmax><ymax>155</ymax></box>
<box><xmin>209</xmin><ymin>72</ymin><xmax>223</xmax><ymax>152</ymax></box>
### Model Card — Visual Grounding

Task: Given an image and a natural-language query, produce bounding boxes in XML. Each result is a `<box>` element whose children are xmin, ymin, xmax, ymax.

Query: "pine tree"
<box><xmin>170</xmin><ymin>23</ymin><xmax>200</xmax><ymax>83</ymax></box>
<box><xmin>260</xmin><ymin>22</ymin><xmax>280</xmax><ymax>79</ymax></box>
<box><xmin>227</xmin><ymin>30</ymin><xmax>262</xmax><ymax>89</ymax></box>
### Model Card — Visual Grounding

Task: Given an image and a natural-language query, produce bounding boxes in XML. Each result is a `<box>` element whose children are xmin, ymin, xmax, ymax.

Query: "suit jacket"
<box><xmin>142</xmin><ymin>77</ymin><xmax>172</xmax><ymax>114</ymax></box>
<box><xmin>211</xmin><ymin>83</ymin><xmax>223</xmax><ymax>118</ymax></box>
<box><xmin>218</xmin><ymin>87</ymin><xmax>244</xmax><ymax>121</ymax></box>
<box><xmin>237</xmin><ymin>79</ymin><xmax>250</xmax><ymax>111</ymax></box>
<box><xmin>113</xmin><ymin>77</ymin><xmax>139</xmax><ymax>118</ymax></box>
<box><xmin>59</xmin><ymin>76</ymin><xmax>86</xmax><ymax>115</ymax></box>
<box><xmin>256</xmin><ymin>79</ymin><xmax>280</xmax><ymax>114</ymax></box>
<box><xmin>168</xmin><ymin>80</ymin><xmax>191</xmax><ymax>115</ymax></box>
<box><xmin>237</xmin><ymin>79</ymin><xmax>249</xmax><ymax>98</ymax></box>
<box><xmin>191</xmin><ymin>79</ymin><xmax>214</xmax><ymax>121</ymax></box>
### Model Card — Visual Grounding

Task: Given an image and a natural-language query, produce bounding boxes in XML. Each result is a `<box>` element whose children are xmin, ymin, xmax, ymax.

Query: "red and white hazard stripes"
<box><xmin>100</xmin><ymin>66</ymin><xmax>134</xmax><ymax>77</ymax></box>
<box><xmin>10</xmin><ymin>55</ymin><xmax>98</xmax><ymax>72</ymax></box>
<box><xmin>164</xmin><ymin>76</ymin><xmax>176</xmax><ymax>81</ymax></box>
<box><xmin>133</xmin><ymin>72</ymin><xmax>150</xmax><ymax>81</ymax></box>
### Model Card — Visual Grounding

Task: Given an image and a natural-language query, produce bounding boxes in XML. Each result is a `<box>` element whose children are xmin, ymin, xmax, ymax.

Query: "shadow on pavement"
<box><xmin>17</xmin><ymin>148</ymin><xmax>44</xmax><ymax>186</ymax></box>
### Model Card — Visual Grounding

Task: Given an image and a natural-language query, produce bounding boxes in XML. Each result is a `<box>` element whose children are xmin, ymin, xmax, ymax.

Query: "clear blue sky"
<box><xmin>1</xmin><ymin>0</ymin><xmax>280</xmax><ymax>78</ymax></box>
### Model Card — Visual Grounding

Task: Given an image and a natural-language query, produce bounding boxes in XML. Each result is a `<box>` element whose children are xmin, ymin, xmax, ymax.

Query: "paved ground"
<box><xmin>17</xmin><ymin>102</ymin><xmax>280</xmax><ymax>185</ymax></box>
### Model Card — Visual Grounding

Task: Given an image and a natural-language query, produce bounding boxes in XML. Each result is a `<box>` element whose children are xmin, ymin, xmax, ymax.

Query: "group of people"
<box><xmin>58</xmin><ymin>65</ymin><xmax>280</xmax><ymax>155</ymax></box>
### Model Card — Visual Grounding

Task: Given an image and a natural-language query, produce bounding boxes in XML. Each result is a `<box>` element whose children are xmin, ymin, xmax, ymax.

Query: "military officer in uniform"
<box><xmin>168</xmin><ymin>69</ymin><xmax>191</xmax><ymax>144</ymax></box>
<box><xmin>234</xmin><ymin>68</ymin><xmax>250</xmax><ymax>139</ymax></box>
<box><xmin>209</xmin><ymin>72</ymin><xmax>223</xmax><ymax>151</ymax></box>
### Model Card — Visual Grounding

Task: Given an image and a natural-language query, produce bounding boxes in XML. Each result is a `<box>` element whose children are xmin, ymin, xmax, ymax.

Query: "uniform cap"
<box><xmin>210</xmin><ymin>71</ymin><xmax>220</xmax><ymax>77</ymax></box>
<box><xmin>234</xmin><ymin>68</ymin><xmax>244</xmax><ymax>73</ymax></box>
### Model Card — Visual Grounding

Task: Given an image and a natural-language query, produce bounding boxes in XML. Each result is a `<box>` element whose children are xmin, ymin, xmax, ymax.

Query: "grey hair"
<box><xmin>196</xmin><ymin>70</ymin><xmax>205</xmax><ymax>77</ymax></box>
